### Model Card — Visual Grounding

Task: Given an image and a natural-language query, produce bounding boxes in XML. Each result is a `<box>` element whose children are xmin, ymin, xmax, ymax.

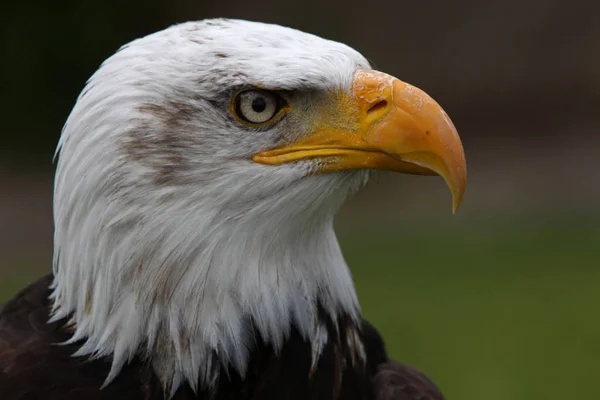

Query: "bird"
<box><xmin>0</xmin><ymin>18</ymin><xmax>466</xmax><ymax>400</ymax></box>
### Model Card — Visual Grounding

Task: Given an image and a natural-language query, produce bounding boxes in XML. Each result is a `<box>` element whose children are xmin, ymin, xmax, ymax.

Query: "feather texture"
<box><xmin>50</xmin><ymin>19</ymin><xmax>370</xmax><ymax>390</ymax></box>
<box><xmin>0</xmin><ymin>275</ymin><xmax>444</xmax><ymax>400</ymax></box>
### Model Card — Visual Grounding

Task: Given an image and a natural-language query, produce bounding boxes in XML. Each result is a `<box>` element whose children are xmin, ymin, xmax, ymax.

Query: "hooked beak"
<box><xmin>253</xmin><ymin>69</ymin><xmax>467</xmax><ymax>212</ymax></box>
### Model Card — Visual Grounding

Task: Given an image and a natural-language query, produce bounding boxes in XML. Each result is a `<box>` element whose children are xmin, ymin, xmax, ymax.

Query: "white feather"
<box><xmin>51</xmin><ymin>19</ymin><xmax>371</xmax><ymax>395</ymax></box>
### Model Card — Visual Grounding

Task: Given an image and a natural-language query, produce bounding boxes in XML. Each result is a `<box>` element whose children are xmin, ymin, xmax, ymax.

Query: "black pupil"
<box><xmin>252</xmin><ymin>97</ymin><xmax>267</xmax><ymax>113</ymax></box>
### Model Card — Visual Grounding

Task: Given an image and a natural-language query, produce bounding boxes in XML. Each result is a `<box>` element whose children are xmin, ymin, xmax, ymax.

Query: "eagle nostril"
<box><xmin>366</xmin><ymin>99</ymin><xmax>388</xmax><ymax>115</ymax></box>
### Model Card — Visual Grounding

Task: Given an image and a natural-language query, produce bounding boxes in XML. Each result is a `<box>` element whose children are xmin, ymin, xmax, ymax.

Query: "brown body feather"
<box><xmin>0</xmin><ymin>275</ymin><xmax>444</xmax><ymax>400</ymax></box>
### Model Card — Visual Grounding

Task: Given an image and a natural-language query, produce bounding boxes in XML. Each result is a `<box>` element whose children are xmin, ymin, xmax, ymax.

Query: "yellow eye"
<box><xmin>233</xmin><ymin>90</ymin><xmax>287</xmax><ymax>125</ymax></box>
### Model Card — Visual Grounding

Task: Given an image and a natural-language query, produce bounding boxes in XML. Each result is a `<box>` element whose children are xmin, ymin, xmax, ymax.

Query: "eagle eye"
<box><xmin>233</xmin><ymin>90</ymin><xmax>287</xmax><ymax>125</ymax></box>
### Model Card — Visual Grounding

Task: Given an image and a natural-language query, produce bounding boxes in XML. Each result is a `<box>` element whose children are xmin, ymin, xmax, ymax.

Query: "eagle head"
<box><xmin>50</xmin><ymin>19</ymin><xmax>466</xmax><ymax>395</ymax></box>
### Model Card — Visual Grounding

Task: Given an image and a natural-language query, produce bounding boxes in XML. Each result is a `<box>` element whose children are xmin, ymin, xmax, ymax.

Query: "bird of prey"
<box><xmin>0</xmin><ymin>19</ymin><xmax>466</xmax><ymax>400</ymax></box>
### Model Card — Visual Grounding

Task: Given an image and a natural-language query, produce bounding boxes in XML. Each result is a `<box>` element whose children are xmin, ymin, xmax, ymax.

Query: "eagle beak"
<box><xmin>253</xmin><ymin>69</ymin><xmax>467</xmax><ymax>212</ymax></box>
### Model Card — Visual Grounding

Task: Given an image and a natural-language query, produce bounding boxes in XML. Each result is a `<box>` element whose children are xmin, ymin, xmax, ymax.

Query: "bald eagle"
<box><xmin>0</xmin><ymin>19</ymin><xmax>466</xmax><ymax>400</ymax></box>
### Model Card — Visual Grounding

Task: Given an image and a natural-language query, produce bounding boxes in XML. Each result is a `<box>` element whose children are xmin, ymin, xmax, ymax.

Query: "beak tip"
<box><xmin>452</xmin><ymin>200</ymin><xmax>460</xmax><ymax>215</ymax></box>
<box><xmin>451</xmin><ymin>182</ymin><xmax>466</xmax><ymax>214</ymax></box>
<box><xmin>448</xmin><ymin>173</ymin><xmax>466</xmax><ymax>215</ymax></box>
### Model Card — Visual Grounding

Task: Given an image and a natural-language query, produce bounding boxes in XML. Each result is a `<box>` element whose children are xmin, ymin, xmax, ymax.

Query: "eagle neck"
<box><xmin>52</xmin><ymin>206</ymin><xmax>360</xmax><ymax>396</ymax></box>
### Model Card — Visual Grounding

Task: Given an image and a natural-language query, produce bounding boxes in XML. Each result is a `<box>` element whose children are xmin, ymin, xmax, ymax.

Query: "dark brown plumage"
<box><xmin>0</xmin><ymin>275</ymin><xmax>444</xmax><ymax>400</ymax></box>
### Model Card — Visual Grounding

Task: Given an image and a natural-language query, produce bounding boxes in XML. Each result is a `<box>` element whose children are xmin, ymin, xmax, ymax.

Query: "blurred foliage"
<box><xmin>349</xmin><ymin>218</ymin><xmax>600</xmax><ymax>399</ymax></box>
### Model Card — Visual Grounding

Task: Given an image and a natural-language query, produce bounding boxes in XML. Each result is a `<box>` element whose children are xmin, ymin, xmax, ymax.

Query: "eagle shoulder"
<box><xmin>360</xmin><ymin>320</ymin><xmax>445</xmax><ymax>400</ymax></box>
<box><xmin>0</xmin><ymin>274</ymin><xmax>56</xmax><ymax>369</ymax></box>
<box><xmin>0</xmin><ymin>275</ymin><xmax>155</xmax><ymax>400</ymax></box>
<box><xmin>372</xmin><ymin>361</ymin><xmax>445</xmax><ymax>400</ymax></box>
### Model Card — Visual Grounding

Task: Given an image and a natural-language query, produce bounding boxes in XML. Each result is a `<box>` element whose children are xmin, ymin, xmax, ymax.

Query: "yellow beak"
<box><xmin>252</xmin><ymin>69</ymin><xmax>467</xmax><ymax>212</ymax></box>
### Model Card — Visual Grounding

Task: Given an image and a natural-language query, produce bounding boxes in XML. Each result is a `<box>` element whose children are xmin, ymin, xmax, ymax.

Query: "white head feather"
<box><xmin>50</xmin><ymin>19</ymin><xmax>371</xmax><ymax>395</ymax></box>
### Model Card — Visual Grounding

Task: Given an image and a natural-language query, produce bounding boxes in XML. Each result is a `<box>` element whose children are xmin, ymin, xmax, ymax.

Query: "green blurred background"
<box><xmin>1</xmin><ymin>0</ymin><xmax>599</xmax><ymax>399</ymax></box>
